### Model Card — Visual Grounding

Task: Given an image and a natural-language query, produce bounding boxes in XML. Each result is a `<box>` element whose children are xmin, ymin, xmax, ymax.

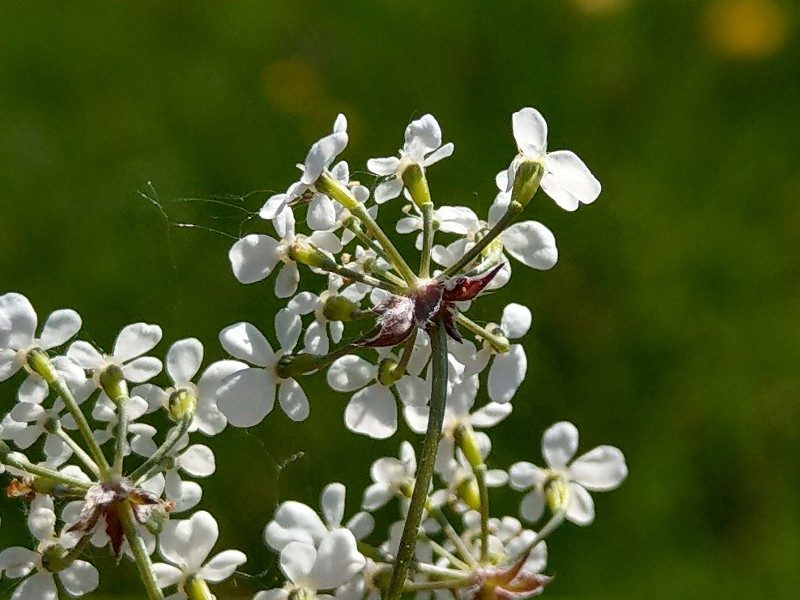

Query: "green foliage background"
<box><xmin>1</xmin><ymin>1</ymin><xmax>799</xmax><ymax>598</ymax></box>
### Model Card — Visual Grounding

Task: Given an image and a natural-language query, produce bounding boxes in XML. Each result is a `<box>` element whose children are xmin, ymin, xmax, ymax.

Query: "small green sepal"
<box><xmin>510</xmin><ymin>159</ymin><xmax>543</xmax><ymax>208</ymax></box>
<box><xmin>401</xmin><ymin>163</ymin><xmax>432</xmax><ymax>207</ymax></box>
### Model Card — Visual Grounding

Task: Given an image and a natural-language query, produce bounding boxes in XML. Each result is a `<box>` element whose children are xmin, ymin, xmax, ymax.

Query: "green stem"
<box><xmin>319</xmin><ymin>257</ymin><xmax>405</xmax><ymax>294</ymax></box>
<box><xmin>421</xmin><ymin>533</ymin><xmax>470</xmax><ymax>571</ymax></box>
<box><xmin>419</xmin><ymin>202</ymin><xmax>434</xmax><ymax>279</ymax></box>
<box><xmin>27</xmin><ymin>349</ymin><xmax>111</xmax><ymax>478</ymax></box>
<box><xmin>0</xmin><ymin>441</ymin><xmax>91</xmax><ymax>490</ymax></box>
<box><xmin>430</xmin><ymin>507</ymin><xmax>478</xmax><ymax>569</ymax></box>
<box><xmin>129</xmin><ymin>413</ymin><xmax>192</xmax><ymax>484</ymax></box>
<box><xmin>53</xmin><ymin>427</ymin><xmax>100</xmax><ymax>478</ymax></box>
<box><xmin>474</xmin><ymin>464</ymin><xmax>490</xmax><ymax>562</ymax></box>
<box><xmin>316</xmin><ymin>174</ymin><xmax>418</xmax><ymax>285</ymax></box>
<box><xmin>438</xmin><ymin>200</ymin><xmax>524</xmax><ymax>279</ymax></box>
<box><xmin>345</xmin><ymin>218</ymin><xmax>394</xmax><ymax>265</ymax></box>
<box><xmin>511</xmin><ymin>508</ymin><xmax>566</xmax><ymax>567</ymax></box>
<box><xmin>112</xmin><ymin>395</ymin><xmax>130</xmax><ymax>477</ymax></box>
<box><xmin>386</xmin><ymin>319</ymin><xmax>449</xmax><ymax>600</ymax></box>
<box><xmin>454</xmin><ymin>314</ymin><xmax>510</xmax><ymax>353</ymax></box>
<box><xmin>119</xmin><ymin>500</ymin><xmax>165</xmax><ymax>600</ymax></box>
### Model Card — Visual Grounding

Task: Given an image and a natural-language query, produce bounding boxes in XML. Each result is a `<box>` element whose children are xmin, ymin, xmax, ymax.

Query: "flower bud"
<box><xmin>288</xmin><ymin>239</ymin><xmax>329</xmax><ymax>268</ymax></box>
<box><xmin>454</xmin><ymin>424</ymin><xmax>484</xmax><ymax>469</ymax></box>
<box><xmin>401</xmin><ymin>162</ymin><xmax>432</xmax><ymax>207</ymax></box>
<box><xmin>276</xmin><ymin>353</ymin><xmax>317</xmax><ymax>379</ymax></box>
<box><xmin>323</xmin><ymin>295</ymin><xmax>361</xmax><ymax>321</ymax></box>
<box><xmin>315</xmin><ymin>171</ymin><xmax>359</xmax><ymax>210</ymax></box>
<box><xmin>26</xmin><ymin>347</ymin><xmax>56</xmax><ymax>382</ymax></box>
<box><xmin>377</xmin><ymin>357</ymin><xmax>401</xmax><ymax>386</ymax></box>
<box><xmin>510</xmin><ymin>159</ymin><xmax>543</xmax><ymax>208</ymax></box>
<box><xmin>40</xmin><ymin>543</ymin><xmax>70</xmax><ymax>573</ymax></box>
<box><xmin>99</xmin><ymin>364</ymin><xmax>127</xmax><ymax>402</ymax></box>
<box><xmin>457</xmin><ymin>476</ymin><xmax>481</xmax><ymax>511</ymax></box>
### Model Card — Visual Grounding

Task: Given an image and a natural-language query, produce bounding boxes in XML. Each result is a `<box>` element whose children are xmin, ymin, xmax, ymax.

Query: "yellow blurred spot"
<box><xmin>571</xmin><ymin>0</ymin><xmax>630</xmax><ymax>15</ymax></box>
<box><xmin>262</xmin><ymin>59</ymin><xmax>323</xmax><ymax>115</ymax></box>
<box><xmin>705</xmin><ymin>0</ymin><xmax>789</xmax><ymax>58</ymax></box>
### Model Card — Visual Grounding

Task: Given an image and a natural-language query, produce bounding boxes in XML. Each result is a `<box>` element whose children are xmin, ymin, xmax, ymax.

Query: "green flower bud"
<box><xmin>276</xmin><ymin>353</ymin><xmax>317</xmax><ymax>379</ymax></box>
<box><xmin>457</xmin><ymin>477</ymin><xmax>481</xmax><ymax>511</ymax></box>
<box><xmin>99</xmin><ymin>364</ymin><xmax>127</xmax><ymax>403</ymax></box>
<box><xmin>26</xmin><ymin>347</ymin><xmax>57</xmax><ymax>383</ymax></box>
<box><xmin>377</xmin><ymin>358</ymin><xmax>401</xmax><ymax>386</ymax></box>
<box><xmin>323</xmin><ymin>295</ymin><xmax>360</xmax><ymax>321</ymax></box>
<box><xmin>401</xmin><ymin>163</ymin><xmax>432</xmax><ymax>207</ymax></box>
<box><xmin>510</xmin><ymin>159</ymin><xmax>543</xmax><ymax>208</ymax></box>
<box><xmin>454</xmin><ymin>424</ymin><xmax>484</xmax><ymax>469</ymax></box>
<box><xmin>288</xmin><ymin>240</ymin><xmax>329</xmax><ymax>268</ymax></box>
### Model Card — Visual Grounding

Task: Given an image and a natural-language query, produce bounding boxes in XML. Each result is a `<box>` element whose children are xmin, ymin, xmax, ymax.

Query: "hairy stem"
<box><xmin>386</xmin><ymin>319</ymin><xmax>448</xmax><ymax>600</ymax></box>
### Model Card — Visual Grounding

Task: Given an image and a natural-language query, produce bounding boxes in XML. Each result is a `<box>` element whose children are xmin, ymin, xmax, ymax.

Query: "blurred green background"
<box><xmin>1</xmin><ymin>0</ymin><xmax>799</xmax><ymax>598</ymax></box>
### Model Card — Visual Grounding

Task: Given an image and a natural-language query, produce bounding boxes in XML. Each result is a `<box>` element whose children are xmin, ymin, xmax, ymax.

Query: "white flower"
<box><xmin>152</xmin><ymin>510</ymin><xmax>246</xmax><ymax>600</ymax></box>
<box><xmin>260</xmin><ymin>114</ymin><xmax>349</xmax><ymax>226</ymax></box>
<box><xmin>327</xmin><ymin>353</ymin><xmax>429</xmax><ymax>439</ymax></box>
<box><xmin>449</xmin><ymin>303</ymin><xmax>532</xmax><ymax>403</ymax></box>
<box><xmin>0</xmin><ymin>495</ymin><xmax>99</xmax><ymax>599</ymax></box>
<box><xmin>0</xmin><ymin>292</ymin><xmax>82</xmax><ymax>403</ymax></box>
<box><xmin>228</xmin><ymin>206</ymin><xmax>342</xmax><ymax>298</ymax></box>
<box><xmin>509</xmin><ymin>421</ymin><xmax>628</xmax><ymax>526</ymax></box>
<box><xmin>255</xmin><ymin>531</ymin><xmax>366</xmax><ymax>600</ymax></box>
<box><xmin>265</xmin><ymin>483</ymin><xmax>374</xmax><ymax>552</ymax></box>
<box><xmin>361</xmin><ymin>442</ymin><xmax>417</xmax><ymax>511</ymax></box>
<box><xmin>396</xmin><ymin>204</ymin><xmax>482</xmax><ymax>250</ymax></box>
<box><xmin>216</xmin><ymin>319</ymin><xmax>308</xmax><ymax>427</ymax></box>
<box><xmin>367</xmin><ymin>114</ymin><xmax>454</xmax><ymax>203</ymax></box>
<box><xmin>404</xmin><ymin>364</ymin><xmax>512</xmax><ymax>471</ymax></box>
<box><xmin>279</xmin><ymin>277</ymin><xmax>347</xmax><ymax>357</ymax></box>
<box><xmin>67</xmin><ymin>322</ymin><xmax>163</xmax><ymax>386</ymax></box>
<box><xmin>506</xmin><ymin>107</ymin><xmax>601</xmax><ymax>211</ymax></box>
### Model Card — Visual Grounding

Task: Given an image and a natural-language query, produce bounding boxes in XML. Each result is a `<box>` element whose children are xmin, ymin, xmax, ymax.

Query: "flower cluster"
<box><xmin>1</xmin><ymin>107</ymin><xmax>625</xmax><ymax>600</ymax></box>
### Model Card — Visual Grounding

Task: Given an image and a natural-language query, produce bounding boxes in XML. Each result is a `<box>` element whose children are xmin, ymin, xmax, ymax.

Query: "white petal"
<box><xmin>373</xmin><ymin>179</ymin><xmax>404</xmax><ymax>203</ymax></box>
<box><xmin>512</xmin><ymin>107</ymin><xmax>548</xmax><ymax>157</ymax></box>
<box><xmin>366</xmin><ymin>156</ymin><xmax>401</xmax><ymax>176</ymax></box>
<box><xmin>302</xmin><ymin>131</ymin><xmax>348</xmax><ymax>185</ymax></box>
<box><xmin>229</xmin><ymin>234</ymin><xmax>280</xmax><ymax>284</ymax></box>
<box><xmin>280</xmin><ymin>541</ymin><xmax>316</xmax><ymax>585</ymax></box>
<box><xmin>435</xmin><ymin>206</ymin><xmax>479</xmax><ymax>234</ymax></box>
<box><xmin>321</xmin><ymin>482</ymin><xmax>346</xmax><ymax>528</ymax></box>
<box><xmin>275</xmin><ymin>309</ymin><xmax>302</xmax><ymax>352</ymax></box>
<box><xmin>0</xmin><ymin>546</ymin><xmax>38</xmax><ymax>578</ymax></box>
<box><xmin>273</xmin><ymin>206</ymin><xmax>296</xmax><ymax>239</ymax></box>
<box><xmin>542</xmin><ymin>421</ymin><xmax>579</xmax><ymax>469</ymax></box>
<box><xmin>0</xmin><ymin>348</ymin><xmax>21</xmax><ymax>381</ymax></box>
<box><xmin>307</xmin><ymin>231</ymin><xmax>342</xmax><ymax>255</ymax></box>
<box><xmin>14</xmin><ymin>572</ymin><xmax>57</xmax><ymax>600</ymax></box>
<box><xmin>500</xmin><ymin>303</ymin><xmax>532</xmax><ymax>339</ymax></box>
<box><xmin>402</xmin><ymin>405</ymin><xmax>428</xmax><ymax>435</ymax></box>
<box><xmin>171</xmin><ymin>479</ymin><xmax>203</xmax><ymax>513</ymax></box>
<box><xmin>152</xmin><ymin>562</ymin><xmax>183</xmax><ymax>588</ymax></box>
<box><xmin>178</xmin><ymin>444</ymin><xmax>215</xmax><ymax>477</ymax></box>
<box><xmin>395</xmin><ymin>216</ymin><xmax>420</xmax><ymax>234</ymax></box>
<box><xmin>265</xmin><ymin>501</ymin><xmax>327</xmax><ymax>550</ymax></box>
<box><xmin>122</xmin><ymin>357</ymin><xmax>163</xmax><ymax>383</ymax></box>
<box><xmin>216</xmin><ymin>368</ymin><xmax>276</xmax><ymax>428</ymax></box>
<box><xmin>327</xmin><ymin>356</ymin><xmax>374</xmax><ymax>392</ymax></box>
<box><xmin>58</xmin><ymin>560</ymin><xmax>99</xmax><ymax>596</ymax></box>
<box><xmin>566</xmin><ymin>483</ymin><xmax>595</xmax><ymax>525</ymax></box>
<box><xmin>421</xmin><ymin>142</ymin><xmax>454</xmax><ymax>167</ymax></box>
<box><xmin>275</xmin><ymin>263</ymin><xmax>300</xmax><ymax>299</ymax></box>
<box><xmin>160</xmin><ymin>510</ymin><xmax>217</xmax><ymax>571</ymax></box>
<box><xmin>519</xmin><ymin>490</ymin><xmax>546</xmax><ymax>523</ymax></box>
<box><xmin>501</xmin><ymin>221</ymin><xmax>558</xmax><ymax>270</ymax></box>
<box><xmin>508</xmin><ymin>461</ymin><xmax>545</xmax><ymax>491</ymax></box>
<box><xmin>395</xmin><ymin>375</ymin><xmax>429</xmax><ymax>407</ymax></box>
<box><xmin>405</xmin><ymin>114</ymin><xmax>442</xmax><ymax>158</ymax></box>
<box><xmin>309</xmin><ymin>530</ymin><xmax>365</xmax><ymax>590</ymax></box>
<box><xmin>471</xmin><ymin>402</ymin><xmax>513</xmax><ymax>428</ymax></box>
<box><xmin>17</xmin><ymin>376</ymin><xmax>48</xmax><ymax>404</ymax></box>
<box><xmin>541</xmin><ymin>150</ymin><xmax>601</xmax><ymax>210</ymax></box>
<box><xmin>361</xmin><ymin>483</ymin><xmax>393</xmax><ymax>511</ymax></box>
<box><xmin>569</xmin><ymin>445</ymin><xmax>627</xmax><ymax>491</ymax></box>
<box><xmin>65</xmin><ymin>341</ymin><xmax>104</xmax><ymax>370</ymax></box>
<box><xmin>0</xmin><ymin>292</ymin><xmax>36</xmax><ymax>349</ymax></box>
<box><xmin>287</xmin><ymin>292</ymin><xmax>318</xmax><ymax>315</ymax></box>
<box><xmin>488</xmin><ymin>345</ymin><xmax>526</xmax><ymax>403</ymax></box>
<box><xmin>345</xmin><ymin>511</ymin><xmax>374</xmax><ymax>540</ymax></box>
<box><xmin>303</xmin><ymin>321</ymin><xmax>329</xmax><ymax>355</ymax></box>
<box><xmin>166</xmin><ymin>338</ymin><xmax>203</xmax><ymax>386</ymax></box>
<box><xmin>200</xmin><ymin>549</ymin><xmax>247</xmax><ymax>582</ymax></box>
<box><xmin>39</xmin><ymin>309</ymin><xmax>81</xmax><ymax>349</ymax></box>
<box><xmin>219</xmin><ymin>322</ymin><xmax>274</xmax><ymax>367</ymax></box>
<box><xmin>344</xmin><ymin>386</ymin><xmax>397</xmax><ymax>439</ymax></box>
<box><xmin>307</xmin><ymin>194</ymin><xmax>337</xmax><ymax>231</ymax></box>
<box><xmin>113</xmin><ymin>323</ymin><xmax>162</xmax><ymax>363</ymax></box>
<box><xmin>278</xmin><ymin>379</ymin><xmax>310</xmax><ymax>422</ymax></box>
<box><xmin>260</xmin><ymin>193</ymin><xmax>288</xmax><ymax>220</ymax></box>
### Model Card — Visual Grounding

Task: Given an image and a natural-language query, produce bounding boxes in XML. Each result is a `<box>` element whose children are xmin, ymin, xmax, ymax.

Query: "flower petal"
<box><xmin>229</xmin><ymin>234</ymin><xmax>280</xmax><ymax>284</ymax></box>
<box><xmin>280</xmin><ymin>541</ymin><xmax>316</xmax><ymax>585</ymax></box>
<box><xmin>512</xmin><ymin>107</ymin><xmax>548</xmax><ymax>157</ymax></box>
<box><xmin>566</xmin><ymin>483</ymin><xmax>595</xmax><ymax>526</ymax></box>
<box><xmin>219</xmin><ymin>322</ymin><xmax>274</xmax><ymax>367</ymax></box>
<box><xmin>0</xmin><ymin>292</ymin><xmax>36</xmax><ymax>350</ymax></box>
<box><xmin>200</xmin><ymin>549</ymin><xmax>247</xmax><ymax>583</ymax></box>
<box><xmin>310</xmin><ymin>529</ymin><xmax>365</xmax><ymax>590</ymax></box>
<box><xmin>265</xmin><ymin>501</ymin><xmax>327</xmax><ymax>551</ymax></box>
<box><xmin>114</xmin><ymin>323</ymin><xmax>162</xmax><ymax>363</ymax></box>
<box><xmin>166</xmin><ymin>338</ymin><xmax>203</xmax><ymax>386</ymax></box>
<box><xmin>500</xmin><ymin>303</ymin><xmax>532</xmax><ymax>339</ymax></box>
<box><xmin>58</xmin><ymin>559</ymin><xmax>100</xmax><ymax>596</ymax></box>
<box><xmin>321</xmin><ymin>483</ymin><xmax>346</xmax><ymax>528</ymax></box>
<box><xmin>216</xmin><ymin>368</ymin><xmax>276</xmax><ymax>428</ymax></box>
<box><xmin>541</xmin><ymin>150</ymin><xmax>601</xmax><ymax>211</ymax></box>
<box><xmin>569</xmin><ymin>445</ymin><xmax>628</xmax><ymax>491</ymax></box>
<box><xmin>327</xmin><ymin>356</ymin><xmax>374</xmax><ymax>392</ymax></box>
<box><xmin>519</xmin><ymin>490</ymin><xmax>546</xmax><ymax>523</ymax></box>
<box><xmin>344</xmin><ymin>386</ymin><xmax>397</xmax><ymax>439</ymax></box>
<box><xmin>488</xmin><ymin>345</ymin><xmax>526</xmax><ymax>403</ymax></box>
<box><xmin>278</xmin><ymin>379</ymin><xmax>310</xmax><ymax>422</ymax></box>
<box><xmin>39</xmin><ymin>309</ymin><xmax>81</xmax><ymax>349</ymax></box>
<box><xmin>542</xmin><ymin>421</ymin><xmax>579</xmax><ymax>469</ymax></box>
<box><xmin>500</xmin><ymin>221</ymin><xmax>558</xmax><ymax>270</ymax></box>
